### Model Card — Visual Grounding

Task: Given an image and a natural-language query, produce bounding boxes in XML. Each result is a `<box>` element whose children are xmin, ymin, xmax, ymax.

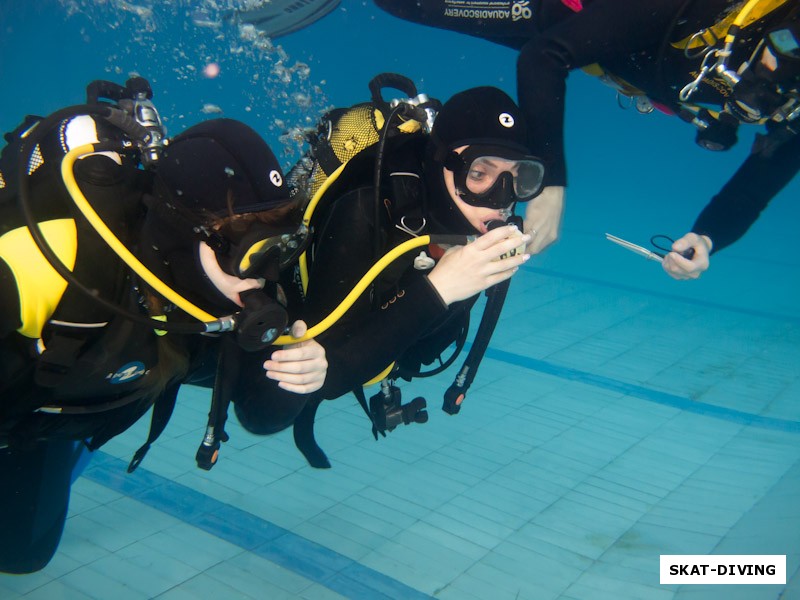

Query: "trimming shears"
<box><xmin>605</xmin><ymin>233</ymin><xmax>695</xmax><ymax>263</ymax></box>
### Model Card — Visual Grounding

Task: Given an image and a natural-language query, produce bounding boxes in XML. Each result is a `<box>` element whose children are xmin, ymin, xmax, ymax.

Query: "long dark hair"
<box><xmin>204</xmin><ymin>189</ymin><xmax>301</xmax><ymax>239</ymax></box>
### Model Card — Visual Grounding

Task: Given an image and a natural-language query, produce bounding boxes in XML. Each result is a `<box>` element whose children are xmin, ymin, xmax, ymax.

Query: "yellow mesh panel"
<box><xmin>303</xmin><ymin>105</ymin><xmax>383</xmax><ymax>199</ymax></box>
<box><xmin>307</xmin><ymin>162</ymin><xmax>330</xmax><ymax>202</ymax></box>
<box><xmin>299</xmin><ymin>104</ymin><xmax>425</xmax><ymax>201</ymax></box>
<box><xmin>328</xmin><ymin>105</ymin><xmax>381</xmax><ymax>164</ymax></box>
<box><xmin>27</xmin><ymin>144</ymin><xmax>44</xmax><ymax>175</ymax></box>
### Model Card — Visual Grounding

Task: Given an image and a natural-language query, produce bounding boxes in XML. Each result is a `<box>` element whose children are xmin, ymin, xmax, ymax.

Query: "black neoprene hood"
<box><xmin>157</xmin><ymin>118</ymin><xmax>290</xmax><ymax>216</ymax></box>
<box><xmin>430</xmin><ymin>86</ymin><xmax>531</xmax><ymax>157</ymax></box>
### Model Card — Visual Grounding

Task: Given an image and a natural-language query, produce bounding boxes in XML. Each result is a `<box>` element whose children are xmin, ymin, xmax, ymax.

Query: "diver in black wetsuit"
<box><xmin>0</xmin><ymin>104</ymin><xmax>326</xmax><ymax>573</ymax></box>
<box><xmin>375</xmin><ymin>0</ymin><xmax>800</xmax><ymax>280</ymax></box>
<box><xmin>236</xmin><ymin>85</ymin><xmax>538</xmax><ymax>468</ymax></box>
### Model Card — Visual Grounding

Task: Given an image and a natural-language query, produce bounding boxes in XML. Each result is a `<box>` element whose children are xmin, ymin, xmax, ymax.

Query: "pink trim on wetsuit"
<box><xmin>561</xmin><ymin>0</ymin><xmax>583</xmax><ymax>11</ymax></box>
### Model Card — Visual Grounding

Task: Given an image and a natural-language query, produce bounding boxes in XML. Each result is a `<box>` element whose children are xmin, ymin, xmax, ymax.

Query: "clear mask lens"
<box><xmin>768</xmin><ymin>27</ymin><xmax>800</xmax><ymax>60</ymax></box>
<box><xmin>465</xmin><ymin>156</ymin><xmax>544</xmax><ymax>201</ymax></box>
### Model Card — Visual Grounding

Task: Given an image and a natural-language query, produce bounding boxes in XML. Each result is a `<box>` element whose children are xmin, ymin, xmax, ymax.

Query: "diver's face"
<box><xmin>751</xmin><ymin>29</ymin><xmax>800</xmax><ymax>89</ymax></box>
<box><xmin>198</xmin><ymin>242</ymin><xmax>265</xmax><ymax>307</ymax></box>
<box><xmin>443</xmin><ymin>145</ymin><xmax>514</xmax><ymax>234</ymax></box>
<box><xmin>761</xmin><ymin>45</ymin><xmax>779</xmax><ymax>71</ymax></box>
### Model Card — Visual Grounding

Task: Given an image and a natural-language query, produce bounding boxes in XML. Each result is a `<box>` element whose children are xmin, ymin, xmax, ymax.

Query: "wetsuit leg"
<box><xmin>224</xmin><ymin>336</ymin><xmax>308</xmax><ymax>436</ymax></box>
<box><xmin>292</xmin><ymin>398</ymin><xmax>331</xmax><ymax>468</ymax></box>
<box><xmin>71</xmin><ymin>442</ymin><xmax>92</xmax><ymax>483</ymax></box>
<box><xmin>516</xmin><ymin>0</ymin><xmax>687</xmax><ymax>186</ymax></box>
<box><xmin>0</xmin><ymin>440</ymin><xmax>76</xmax><ymax>573</ymax></box>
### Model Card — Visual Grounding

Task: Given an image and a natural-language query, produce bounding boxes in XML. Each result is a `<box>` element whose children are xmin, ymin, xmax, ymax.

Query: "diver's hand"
<box><xmin>523</xmin><ymin>185</ymin><xmax>564</xmax><ymax>254</ymax></box>
<box><xmin>263</xmin><ymin>320</ymin><xmax>327</xmax><ymax>393</ymax></box>
<box><xmin>427</xmin><ymin>225</ymin><xmax>530</xmax><ymax>306</ymax></box>
<box><xmin>662</xmin><ymin>232</ymin><xmax>712</xmax><ymax>280</ymax></box>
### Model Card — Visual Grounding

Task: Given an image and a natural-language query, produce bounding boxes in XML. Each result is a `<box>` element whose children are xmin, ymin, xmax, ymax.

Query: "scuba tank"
<box><xmin>286</xmin><ymin>72</ymin><xmax>437</xmax><ymax>209</ymax></box>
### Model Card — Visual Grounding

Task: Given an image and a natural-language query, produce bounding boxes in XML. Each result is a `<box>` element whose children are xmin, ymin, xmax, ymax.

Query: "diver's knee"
<box><xmin>233</xmin><ymin>398</ymin><xmax>307</xmax><ymax>436</ymax></box>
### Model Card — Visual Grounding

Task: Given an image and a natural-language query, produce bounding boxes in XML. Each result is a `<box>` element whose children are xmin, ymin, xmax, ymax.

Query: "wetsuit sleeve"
<box><xmin>691</xmin><ymin>134</ymin><xmax>800</xmax><ymax>253</ymax></box>
<box><xmin>516</xmin><ymin>0</ymin><xmax>686</xmax><ymax>186</ymax></box>
<box><xmin>375</xmin><ymin>0</ymin><xmax>680</xmax><ymax>185</ymax></box>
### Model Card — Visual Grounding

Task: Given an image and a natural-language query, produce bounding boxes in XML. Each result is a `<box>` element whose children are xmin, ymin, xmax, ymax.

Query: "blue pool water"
<box><xmin>1</xmin><ymin>1</ymin><xmax>798</xmax><ymax>598</ymax></box>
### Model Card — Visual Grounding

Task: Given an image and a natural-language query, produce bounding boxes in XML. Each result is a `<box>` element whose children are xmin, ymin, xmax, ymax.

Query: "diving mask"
<box><xmin>205</xmin><ymin>222</ymin><xmax>309</xmax><ymax>281</ymax></box>
<box><xmin>445</xmin><ymin>145</ymin><xmax>545</xmax><ymax>208</ymax></box>
<box><xmin>729</xmin><ymin>22</ymin><xmax>800</xmax><ymax>122</ymax></box>
<box><xmin>758</xmin><ymin>22</ymin><xmax>800</xmax><ymax>87</ymax></box>
<box><xmin>766</xmin><ymin>23</ymin><xmax>800</xmax><ymax>60</ymax></box>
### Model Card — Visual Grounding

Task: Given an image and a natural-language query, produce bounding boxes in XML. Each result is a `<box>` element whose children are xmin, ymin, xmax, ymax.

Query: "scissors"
<box><xmin>605</xmin><ymin>234</ymin><xmax>695</xmax><ymax>263</ymax></box>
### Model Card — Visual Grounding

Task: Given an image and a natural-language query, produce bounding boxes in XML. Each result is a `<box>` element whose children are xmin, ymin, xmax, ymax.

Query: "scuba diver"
<box><xmin>237</xmin><ymin>80</ymin><xmax>539</xmax><ymax>468</ymax></box>
<box><xmin>374</xmin><ymin>0</ymin><xmax>800</xmax><ymax>280</ymax></box>
<box><xmin>230</xmin><ymin>0</ymin><xmax>340</xmax><ymax>38</ymax></box>
<box><xmin>0</xmin><ymin>77</ymin><xmax>326</xmax><ymax>573</ymax></box>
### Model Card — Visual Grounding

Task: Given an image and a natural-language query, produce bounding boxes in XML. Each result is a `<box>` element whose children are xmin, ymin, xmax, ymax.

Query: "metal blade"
<box><xmin>605</xmin><ymin>233</ymin><xmax>664</xmax><ymax>263</ymax></box>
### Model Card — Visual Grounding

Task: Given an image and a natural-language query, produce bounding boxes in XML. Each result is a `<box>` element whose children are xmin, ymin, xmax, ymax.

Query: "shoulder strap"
<box><xmin>126</xmin><ymin>383</ymin><xmax>180</xmax><ymax>472</ymax></box>
<box><xmin>195</xmin><ymin>349</ymin><xmax>231</xmax><ymax>471</ymax></box>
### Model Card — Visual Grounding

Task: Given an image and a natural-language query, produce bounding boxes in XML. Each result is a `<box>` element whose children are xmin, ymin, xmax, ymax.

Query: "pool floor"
<box><xmin>1</xmin><ymin>241</ymin><xmax>798</xmax><ymax>600</ymax></box>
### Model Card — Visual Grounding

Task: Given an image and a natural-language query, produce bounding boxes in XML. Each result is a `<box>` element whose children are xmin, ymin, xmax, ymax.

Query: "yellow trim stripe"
<box><xmin>674</xmin><ymin>0</ymin><xmax>791</xmax><ymax>50</ymax></box>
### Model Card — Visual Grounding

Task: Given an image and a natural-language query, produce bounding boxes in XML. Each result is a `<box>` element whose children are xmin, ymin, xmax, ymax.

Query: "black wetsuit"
<box><xmin>0</xmin><ymin>138</ymin><xmax>301</xmax><ymax>573</ymax></box>
<box><xmin>375</xmin><ymin>0</ymin><xmax>800</xmax><ymax>252</ymax></box>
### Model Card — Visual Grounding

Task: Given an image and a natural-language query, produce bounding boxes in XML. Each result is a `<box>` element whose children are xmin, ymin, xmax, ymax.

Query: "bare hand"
<box><xmin>263</xmin><ymin>320</ymin><xmax>327</xmax><ymax>393</ymax></box>
<box><xmin>427</xmin><ymin>225</ymin><xmax>530</xmax><ymax>305</ymax></box>
<box><xmin>662</xmin><ymin>232</ymin><xmax>712</xmax><ymax>280</ymax></box>
<box><xmin>523</xmin><ymin>185</ymin><xmax>564</xmax><ymax>254</ymax></box>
